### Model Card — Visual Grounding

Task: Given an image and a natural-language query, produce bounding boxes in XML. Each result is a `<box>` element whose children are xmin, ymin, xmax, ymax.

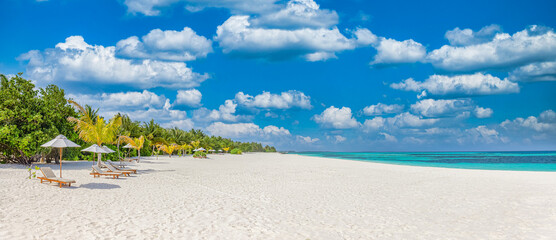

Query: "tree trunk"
<box><xmin>137</xmin><ymin>149</ymin><xmax>141</xmax><ymax>163</ymax></box>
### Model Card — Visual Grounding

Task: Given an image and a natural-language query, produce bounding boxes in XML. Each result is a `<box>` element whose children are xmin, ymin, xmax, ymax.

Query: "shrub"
<box><xmin>230</xmin><ymin>149</ymin><xmax>242</xmax><ymax>155</ymax></box>
<box><xmin>193</xmin><ymin>151</ymin><xmax>207</xmax><ymax>158</ymax></box>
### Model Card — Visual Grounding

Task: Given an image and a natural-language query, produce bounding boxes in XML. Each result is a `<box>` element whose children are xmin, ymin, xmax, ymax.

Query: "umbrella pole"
<box><xmin>59</xmin><ymin>148</ymin><xmax>63</xmax><ymax>178</ymax></box>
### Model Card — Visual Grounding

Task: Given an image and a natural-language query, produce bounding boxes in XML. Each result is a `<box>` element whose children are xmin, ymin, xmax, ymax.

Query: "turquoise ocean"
<box><xmin>291</xmin><ymin>152</ymin><xmax>556</xmax><ymax>172</ymax></box>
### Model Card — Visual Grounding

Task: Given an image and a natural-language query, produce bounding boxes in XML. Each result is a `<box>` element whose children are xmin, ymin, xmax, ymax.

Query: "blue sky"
<box><xmin>1</xmin><ymin>0</ymin><xmax>555</xmax><ymax>151</ymax></box>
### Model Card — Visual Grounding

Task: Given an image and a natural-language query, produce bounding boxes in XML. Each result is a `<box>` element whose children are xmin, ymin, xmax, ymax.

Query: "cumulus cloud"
<box><xmin>235</xmin><ymin>90</ymin><xmax>311</xmax><ymax>109</ymax></box>
<box><xmin>333</xmin><ymin>135</ymin><xmax>346</xmax><ymax>143</ymax></box>
<box><xmin>445</xmin><ymin>24</ymin><xmax>502</xmax><ymax>46</ymax></box>
<box><xmin>123</xmin><ymin>0</ymin><xmax>277</xmax><ymax>16</ymax></box>
<box><xmin>18</xmin><ymin>36</ymin><xmax>208</xmax><ymax>89</ymax></box>
<box><xmin>473</xmin><ymin>107</ymin><xmax>493</xmax><ymax>118</ymax></box>
<box><xmin>251</xmin><ymin>0</ymin><xmax>338</xmax><ymax>29</ymax></box>
<box><xmin>175</xmin><ymin>89</ymin><xmax>202</xmax><ymax>107</ymax></box>
<box><xmin>385</xmin><ymin>112</ymin><xmax>439</xmax><ymax>128</ymax></box>
<box><xmin>410</xmin><ymin>99</ymin><xmax>473</xmax><ymax>118</ymax></box>
<box><xmin>362</xmin><ymin>117</ymin><xmax>385</xmax><ymax>132</ymax></box>
<box><xmin>296</xmin><ymin>135</ymin><xmax>319</xmax><ymax>143</ymax></box>
<box><xmin>371</xmin><ymin>38</ymin><xmax>426</xmax><ymax>64</ymax></box>
<box><xmin>427</xmin><ymin>25</ymin><xmax>556</xmax><ymax>71</ymax></box>
<box><xmin>161</xmin><ymin>119</ymin><xmax>195</xmax><ymax>130</ymax></box>
<box><xmin>206</xmin><ymin>122</ymin><xmax>290</xmax><ymax>138</ymax></box>
<box><xmin>313</xmin><ymin>106</ymin><xmax>360</xmax><ymax>129</ymax></box>
<box><xmin>390</xmin><ymin>73</ymin><xmax>519</xmax><ymax>96</ymax></box>
<box><xmin>116</xmin><ymin>27</ymin><xmax>212</xmax><ymax>61</ymax></box>
<box><xmin>214</xmin><ymin>15</ymin><xmax>374</xmax><ymax>61</ymax></box>
<box><xmin>500</xmin><ymin>110</ymin><xmax>556</xmax><ymax>132</ymax></box>
<box><xmin>463</xmin><ymin>126</ymin><xmax>505</xmax><ymax>144</ymax></box>
<box><xmin>67</xmin><ymin>90</ymin><xmax>167</xmax><ymax>110</ymax></box>
<box><xmin>193</xmin><ymin>100</ymin><xmax>240</xmax><ymax>122</ymax></box>
<box><xmin>508</xmin><ymin>61</ymin><xmax>556</xmax><ymax>82</ymax></box>
<box><xmin>379</xmin><ymin>132</ymin><xmax>397</xmax><ymax>142</ymax></box>
<box><xmin>362</xmin><ymin>103</ymin><xmax>404</xmax><ymax>116</ymax></box>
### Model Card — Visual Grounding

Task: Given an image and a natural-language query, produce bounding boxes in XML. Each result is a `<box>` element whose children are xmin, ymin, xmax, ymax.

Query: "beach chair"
<box><xmin>90</xmin><ymin>165</ymin><xmax>122</xmax><ymax>179</ymax></box>
<box><xmin>102</xmin><ymin>163</ymin><xmax>132</xmax><ymax>176</ymax></box>
<box><xmin>107</xmin><ymin>160</ymin><xmax>137</xmax><ymax>173</ymax></box>
<box><xmin>37</xmin><ymin>167</ymin><xmax>76</xmax><ymax>188</ymax></box>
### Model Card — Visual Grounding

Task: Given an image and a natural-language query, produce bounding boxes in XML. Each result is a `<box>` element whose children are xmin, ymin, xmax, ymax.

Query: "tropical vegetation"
<box><xmin>0</xmin><ymin>74</ymin><xmax>276</xmax><ymax>165</ymax></box>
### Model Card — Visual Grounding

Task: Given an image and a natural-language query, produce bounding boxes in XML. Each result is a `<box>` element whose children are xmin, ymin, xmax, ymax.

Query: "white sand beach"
<box><xmin>1</xmin><ymin>153</ymin><xmax>555</xmax><ymax>239</ymax></box>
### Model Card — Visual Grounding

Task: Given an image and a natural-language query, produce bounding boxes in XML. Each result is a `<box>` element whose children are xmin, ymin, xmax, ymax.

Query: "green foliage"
<box><xmin>193</xmin><ymin>151</ymin><xmax>207</xmax><ymax>158</ymax></box>
<box><xmin>0</xmin><ymin>73</ymin><xmax>78</xmax><ymax>165</ymax></box>
<box><xmin>230</xmin><ymin>148</ymin><xmax>242</xmax><ymax>155</ymax></box>
<box><xmin>0</xmin><ymin>73</ymin><xmax>276</xmax><ymax>165</ymax></box>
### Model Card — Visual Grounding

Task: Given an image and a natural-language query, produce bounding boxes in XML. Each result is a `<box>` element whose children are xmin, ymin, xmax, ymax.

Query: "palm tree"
<box><xmin>120</xmin><ymin>135</ymin><xmax>145</xmax><ymax>162</ymax></box>
<box><xmin>157</xmin><ymin>143</ymin><xmax>177</xmax><ymax>157</ymax></box>
<box><xmin>67</xmin><ymin>100</ymin><xmax>122</xmax><ymax>166</ymax></box>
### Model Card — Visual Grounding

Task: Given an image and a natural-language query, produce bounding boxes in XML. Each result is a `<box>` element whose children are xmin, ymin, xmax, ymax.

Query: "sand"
<box><xmin>0</xmin><ymin>153</ymin><xmax>555</xmax><ymax>239</ymax></box>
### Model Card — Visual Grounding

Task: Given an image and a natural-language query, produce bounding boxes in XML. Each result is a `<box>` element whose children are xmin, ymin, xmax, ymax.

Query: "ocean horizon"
<box><xmin>291</xmin><ymin>151</ymin><xmax>556</xmax><ymax>172</ymax></box>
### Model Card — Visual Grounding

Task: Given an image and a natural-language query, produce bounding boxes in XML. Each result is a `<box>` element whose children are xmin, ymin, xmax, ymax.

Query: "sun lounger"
<box><xmin>38</xmin><ymin>167</ymin><xmax>76</xmax><ymax>188</ymax></box>
<box><xmin>107</xmin><ymin>160</ymin><xmax>137</xmax><ymax>173</ymax></box>
<box><xmin>90</xmin><ymin>165</ymin><xmax>122</xmax><ymax>179</ymax></box>
<box><xmin>102</xmin><ymin>163</ymin><xmax>132</xmax><ymax>176</ymax></box>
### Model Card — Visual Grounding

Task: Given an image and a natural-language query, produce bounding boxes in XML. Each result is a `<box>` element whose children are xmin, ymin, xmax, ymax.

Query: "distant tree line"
<box><xmin>0</xmin><ymin>73</ymin><xmax>276</xmax><ymax>165</ymax></box>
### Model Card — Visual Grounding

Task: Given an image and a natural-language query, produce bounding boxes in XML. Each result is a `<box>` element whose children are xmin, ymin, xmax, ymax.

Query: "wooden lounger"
<box><xmin>102</xmin><ymin>164</ymin><xmax>132</xmax><ymax>176</ymax></box>
<box><xmin>107</xmin><ymin>160</ymin><xmax>137</xmax><ymax>173</ymax></box>
<box><xmin>38</xmin><ymin>167</ymin><xmax>76</xmax><ymax>188</ymax></box>
<box><xmin>90</xmin><ymin>166</ymin><xmax>122</xmax><ymax>179</ymax></box>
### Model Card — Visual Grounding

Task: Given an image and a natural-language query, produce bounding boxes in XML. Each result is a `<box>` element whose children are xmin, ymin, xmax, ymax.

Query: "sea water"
<box><xmin>292</xmin><ymin>152</ymin><xmax>556</xmax><ymax>172</ymax></box>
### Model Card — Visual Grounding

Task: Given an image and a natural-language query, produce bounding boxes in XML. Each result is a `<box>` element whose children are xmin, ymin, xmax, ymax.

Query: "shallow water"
<box><xmin>292</xmin><ymin>152</ymin><xmax>556</xmax><ymax>171</ymax></box>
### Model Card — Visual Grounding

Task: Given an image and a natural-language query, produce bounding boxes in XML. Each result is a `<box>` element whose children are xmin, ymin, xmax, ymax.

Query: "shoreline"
<box><xmin>1</xmin><ymin>153</ymin><xmax>555</xmax><ymax>239</ymax></box>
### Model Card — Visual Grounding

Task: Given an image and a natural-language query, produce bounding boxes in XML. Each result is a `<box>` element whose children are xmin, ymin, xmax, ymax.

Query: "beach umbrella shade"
<box><xmin>102</xmin><ymin>145</ymin><xmax>116</xmax><ymax>153</ymax></box>
<box><xmin>81</xmin><ymin>144</ymin><xmax>110</xmax><ymax>166</ymax></box>
<box><xmin>194</xmin><ymin>147</ymin><xmax>206</xmax><ymax>152</ymax></box>
<box><xmin>40</xmin><ymin>134</ymin><xmax>80</xmax><ymax>178</ymax></box>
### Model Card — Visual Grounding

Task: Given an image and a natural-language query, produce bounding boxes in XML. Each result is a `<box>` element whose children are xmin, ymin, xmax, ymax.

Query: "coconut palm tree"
<box><xmin>119</xmin><ymin>135</ymin><xmax>145</xmax><ymax>162</ymax></box>
<box><xmin>157</xmin><ymin>143</ymin><xmax>178</xmax><ymax>157</ymax></box>
<box><xmin>67</xmin><ymin>100</ymin><xmax>122</xmax><ymax>166</ymax></box>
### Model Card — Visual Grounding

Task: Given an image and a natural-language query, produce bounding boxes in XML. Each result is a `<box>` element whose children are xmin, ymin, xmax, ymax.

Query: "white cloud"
<box><xmin>206</xmin><ymin>122</ymin><xmax>290</xmax><ymax>138</ymax></box>
<box><xmin>67</xmin><ymin>90</ymin><xmax>166</xmax><ymax>110</ymax></box>
<box><xmin>508</xmin><ymin>61</ymin><xmax>556</xmax><ymax>82</ymax></box>
<box><xmin>362</xmin><ymin>103</ymin><xmax>404</xmax><ymax>116</ymax></box>
<box><xmin>116</xmin><ymin>27</ymin><xmax>213</xmax><ymax>61</ymax></box>
<box><xmin>500</xmin><ymin>110</ymin><xmax>556</xmax><ymax>132</ymax></box>
<box><xmin>296</xmin><ymin>135</ymin><xmax>319</xmax><ymax>143</ymax></box>
<box><xmin>161</xmin><ymin>119</ymin><xmax>195</xmax><ymax>130</ymax></box>
<box><xmin>313</xmin><ymin>106</ymin><xmax>360</xmax><ymax>129</ymax></box>
<box><xmin>18</xmin><ymin>36</ymin><xmax>208</xmax><ymax>89</ymax></box>
<box><xmin>464</xmin><ymin>126</ymin><xmax>505</xmax><ymax>144</ymax></box>
<box><xmin>410</xmin><ymin>99</ymin><xmax>473</xmax><ymax>117</ymax></box>
<box><xmin>193</xmin><ymin>100</ymin><xmax>240</xmax><ymax>122</ymax></box>
<box><xmin>385</xmin><ymin>112</ymin><xmax>439</xmax><ymax>128</ymax></box>
<box><xmin>445</xmin><ymin>24</ymin><xmax>502</xmax><ymax>46</ymax></box>
<box><xmin>175</xmin><ymin>89</ymin><xmax>202</xmax><ymax>107</ymax></box>
<box><xmin>371</xmin><ymin>38</ymin><xmax>426</xmax><ymax>64</ymax></box>
<box><xmin>473</xmin><ymin>107</ymin><xmax>493</xmax><ymax>118</ymax></box>
<box><xmin>390</xmin><ymin>73</ymin><xmax>519</xmax><ymax>96</ymax></box>
<box><xmin>251</xmin><ymin>0</ymin><xmax>338</xmax><ymax>29</ymax></box>
<box><xmin>333</xmin><ymin>135</ymin><xmax>346</xmax><ymax>143</ymax></box>
<box><xmin>235</xmin><ymin>90</ymin><xmax>311</xmax><ymax>109</ymax></box>
<box><xmin>379</xmin><ymin>132</ymin><xmax>397</xmax><ymax>142</ymax></box>
<box><xmin>123</xmin><ymin>0</ymin><xmax>277</xmax><ymax>16</ymax></box>
<box><xmin>362</xmin><ymin>117</ymin><xmax>385</xmax><ymax>132</ymax></box>
<box><xmin>262</xmin><ymin>125</ymin><xmax>291</xmax><ymax>136</ymax></box>
<box><xmin>427</xmin><ymin>25</ymin><xmax>556</xmax><ymax>71</ymax></box>
<box><xmin>214</xmin><ymin>15</ymin><xmax>374</xmax><ymax>61</ymax></box>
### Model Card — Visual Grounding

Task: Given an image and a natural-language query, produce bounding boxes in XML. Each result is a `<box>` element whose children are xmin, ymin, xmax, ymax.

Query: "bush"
<box><xmin>230</xmin><ymin>149</ymin><xmax>242</xmax><ymax>155</ymax></box>
<box><xmin>193</xmin><ymin>151</ymin><xmax>207</xmax><ymax>158</ymax></box>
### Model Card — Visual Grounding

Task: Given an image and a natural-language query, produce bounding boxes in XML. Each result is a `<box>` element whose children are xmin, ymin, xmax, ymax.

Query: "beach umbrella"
<box><xmin>194</xmin><ymin>147</ymin><xmax>206</xmax><ymax>152</ymax></box>
<box><xmin>102</xmin><ymin>145</ymin><xmax>116</xmax><ymax>153</ymax></box>
<box><xmin>81</xmin><ymin>144</ymin><xmax>109</xmax><ymax>166</ymax></box>
<box><xmin>40</xmin><ymin>134</ymin><xmax>80</xmax><ymax>178</ymax></box>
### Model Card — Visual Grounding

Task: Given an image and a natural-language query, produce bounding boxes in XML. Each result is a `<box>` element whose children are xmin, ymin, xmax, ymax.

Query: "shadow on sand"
<box><xmin>80</xmin><ymin>183</ymin><xmax>121</xmax><ymax>189</ymax></box>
